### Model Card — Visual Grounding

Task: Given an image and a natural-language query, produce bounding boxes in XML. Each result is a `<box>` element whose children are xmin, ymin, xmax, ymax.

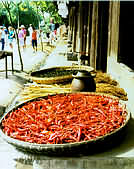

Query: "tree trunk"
<box><xmin>36</xmin><ymin>3</ymin><xmax>43</xmax><ymax>52</ymax></box>
<box><xmin>2</xmin><ymin>1</ymin><xmax>23</xmax><ymax>71</ymax></box>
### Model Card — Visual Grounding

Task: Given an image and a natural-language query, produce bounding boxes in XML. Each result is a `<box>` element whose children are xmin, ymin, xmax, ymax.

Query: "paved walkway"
<box><xmin>0</xmin><ymin>38</ymin><xmax>47</xmax><ymax>73</ymax></box>
<box><xmin>40</xmin><ymin>40</ymin><xmax>73</xmax><ymax>69</ymax></box>
<box><xmin>0</xmin><ymin>37</ymin><xmax>48</xmax><ymax>109</ymax></box>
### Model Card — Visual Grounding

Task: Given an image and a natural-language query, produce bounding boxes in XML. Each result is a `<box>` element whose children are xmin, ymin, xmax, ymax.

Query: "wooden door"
<box><xmin>118</xmin><ymin>1</ymin><xmax>134</xmax><ymax>70</ymax></box>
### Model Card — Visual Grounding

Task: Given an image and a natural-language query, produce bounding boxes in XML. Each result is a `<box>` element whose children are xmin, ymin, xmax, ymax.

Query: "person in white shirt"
<box><xmin>0</xmin><ymin>26</ymin><xmax>6</xmax><ymax>50</ymax></box>
<box><xmin>28</xmin><ymin>24</ymin><xmax>33</xmax><ymax>45</ymax></box>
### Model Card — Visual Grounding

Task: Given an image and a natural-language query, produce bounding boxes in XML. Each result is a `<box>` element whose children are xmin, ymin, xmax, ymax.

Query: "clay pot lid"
<box><xmin>72</xmin><ymin>70</ymin><xmax>92</xmax><ymax>78</ymax></box>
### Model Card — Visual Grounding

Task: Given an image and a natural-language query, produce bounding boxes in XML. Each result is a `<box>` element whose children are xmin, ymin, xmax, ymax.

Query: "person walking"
<box><xmin>32</xmin><ymin>26</ymin><xmax>37</xmax><ymax>52</ymax></box>
<box><xmin>8</xmin><ymin>26</ymin><xmax>15</xmax><ymax>50</ymax></box>
<box><xmin>18</xmin><ymin>27</ymin><xmax>25</xmax><ymax>51</ymax></box>
<box><xmin>28</xmin><ymin>24</ymin><xmax>33</xmax><ymax>45</ymax></box>
<box><xmin>49</xmin><ymin>18</ymin><xmax>55</xmax><ymax>32</ymax></box>
<box><xmin>0</xmin><ymin>26</ymin><xmax>6</xmax><ymax>50</ymax></box>
<box><xmin>20</xmin><ymin>25</ymin><xmax>27</xmax><ymax>48</ymax></box>
<box><xmin>4</xmin><ymin>26</ymin><xmax>8</xmax><ymax>46</ymax></box>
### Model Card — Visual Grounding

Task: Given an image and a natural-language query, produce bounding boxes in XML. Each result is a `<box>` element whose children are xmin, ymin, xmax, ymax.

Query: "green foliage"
<box><xmin>0</xmin><ymin>9</ymin><xmax>9</xmax><ymax>27</ymax></box>
<box><xmin>0</xmin><ymin>3</ymin><xmax>9</xmax><ymax>27</ymax></box>
<box><xmin>30</xmin><ymin>1</ymin><xmax>64</xmax><ymax>24</ymax></box>
<box><xmin>0</xmin><ymin>0</ymin><xmax>64</xmax><ymax>30</ymax></box>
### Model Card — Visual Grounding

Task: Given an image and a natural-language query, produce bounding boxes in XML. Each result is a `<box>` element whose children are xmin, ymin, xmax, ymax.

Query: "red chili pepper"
<box><xmin>2</xmin><ymin>93</ymin><xmax>127</xmax><ymax>144</ymax></box>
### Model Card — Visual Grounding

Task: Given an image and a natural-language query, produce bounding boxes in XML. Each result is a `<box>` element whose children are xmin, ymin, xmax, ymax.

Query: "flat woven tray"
<box><xmin>30</xmin><ymin>65</ymin><xmax>94</xmax><ymax>84</ymax></box>
<box><xmin>0</xmin><ymin>93</ymin><xmax>130</xmax><ymax>156</ymax></box>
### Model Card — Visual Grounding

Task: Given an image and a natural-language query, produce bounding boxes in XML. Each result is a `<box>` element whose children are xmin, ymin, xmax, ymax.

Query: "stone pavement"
<box><xmin>40</xmin><ymin>40</ymin><xmax>74</xmax><ymax>69</ymax></box>
<box><xmin>0</xmin><ymin>39</ymin><xmax>47</xmax><ymax>74</ymax></box>
<box><xmin>0</xmin><ymin>38</ymin><xmax>48</xmax><ymax>111</ymax></box>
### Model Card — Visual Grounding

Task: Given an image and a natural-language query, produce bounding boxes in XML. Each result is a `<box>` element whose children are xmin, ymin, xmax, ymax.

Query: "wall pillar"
<box><xmin>72</xmin><ymin>7</ymin><xmax>77</xmax><ymax>52</ymax></box>
<box><xmin>90</xmin><ymin>2</ymin><xmax>99</xmax><ymax>70</ymax></box>
<box><xmin>107</xmin><ymin>1</ymin><xmax>120</xmax><ymax>73</ymax></box>
<box><xmin>75</xmin><ymin>1</ymin><xmax>83</xmax><ymax>62</ymax></box>
<box><xmin>107</xmin><ymin>1</ymin><xmax>120</xmax><ymax>60</ymax></box>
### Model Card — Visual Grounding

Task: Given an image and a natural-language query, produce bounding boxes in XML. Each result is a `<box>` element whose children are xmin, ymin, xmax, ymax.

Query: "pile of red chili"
<box><xmin>2</xmin><ymin>93</ymin><xmax>127</xmax><ymax>144</ymax></box>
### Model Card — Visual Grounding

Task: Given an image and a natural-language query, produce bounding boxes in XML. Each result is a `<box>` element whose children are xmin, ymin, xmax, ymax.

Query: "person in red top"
<box><xmin>32</xmin><ymin>26</ymin><xmax>37</xmax><ymax>52</ymax></box>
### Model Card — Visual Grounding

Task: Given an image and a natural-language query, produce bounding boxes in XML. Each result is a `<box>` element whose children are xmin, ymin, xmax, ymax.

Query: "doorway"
<box><xmin>118</xmin><ymin>1</ymin><xmax>134</xmax><ymax>70</ymax></box>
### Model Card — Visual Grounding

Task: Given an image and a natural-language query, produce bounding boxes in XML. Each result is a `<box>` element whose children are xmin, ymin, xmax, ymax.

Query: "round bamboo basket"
<box><xmin>0</xmin><ymin>93</ymin><xmax>131</xmax><ymax>156</ymax></box>
<box><xmin>30</xmin><ymin>65</ymin><xmax>94</xmax><ymax>84</ymax></box>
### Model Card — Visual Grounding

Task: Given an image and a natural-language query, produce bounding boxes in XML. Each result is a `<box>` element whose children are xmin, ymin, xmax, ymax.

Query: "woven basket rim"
<box><xmin>30</xmin><ymin>65</ymin><xmax>94</xmax><ymax>84</ymax></box>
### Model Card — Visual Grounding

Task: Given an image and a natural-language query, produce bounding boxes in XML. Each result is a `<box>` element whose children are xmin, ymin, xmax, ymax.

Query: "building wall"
<box><xmin>68</xmin><ymin>1</ymin><xmax>120</xmax><ymax>73</ymax></box>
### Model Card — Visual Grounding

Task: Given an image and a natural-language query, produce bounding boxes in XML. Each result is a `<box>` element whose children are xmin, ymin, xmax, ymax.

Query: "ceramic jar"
<box><xmin>71</xmin><ymin>70</ymin><xmax>96</xmax><ymax>92</ymax></box>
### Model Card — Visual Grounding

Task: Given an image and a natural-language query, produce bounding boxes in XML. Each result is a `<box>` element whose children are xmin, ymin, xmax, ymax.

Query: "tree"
<box><xmin>0</xmin><ymin>0</ymin><xmax>64</xmax><ymax>71</ymax></box>
<box><xmin>0</xmin><ymin>5</ymin><xmax>9</xmax><ymax>27</ymax></box>
<box><xmin>0</xmin><ymin>0</ymin><xmax>43</xmax><ymax>71</ymax></box>
<box><xmin>31</xmin><ymin>1</ymin><xmax>64</xmax><ymax>28</ymax></box>
<box><xmin>2</xmin><ymin>0</ymin><xmax>24</xmax><ymax>71</ymax></box>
